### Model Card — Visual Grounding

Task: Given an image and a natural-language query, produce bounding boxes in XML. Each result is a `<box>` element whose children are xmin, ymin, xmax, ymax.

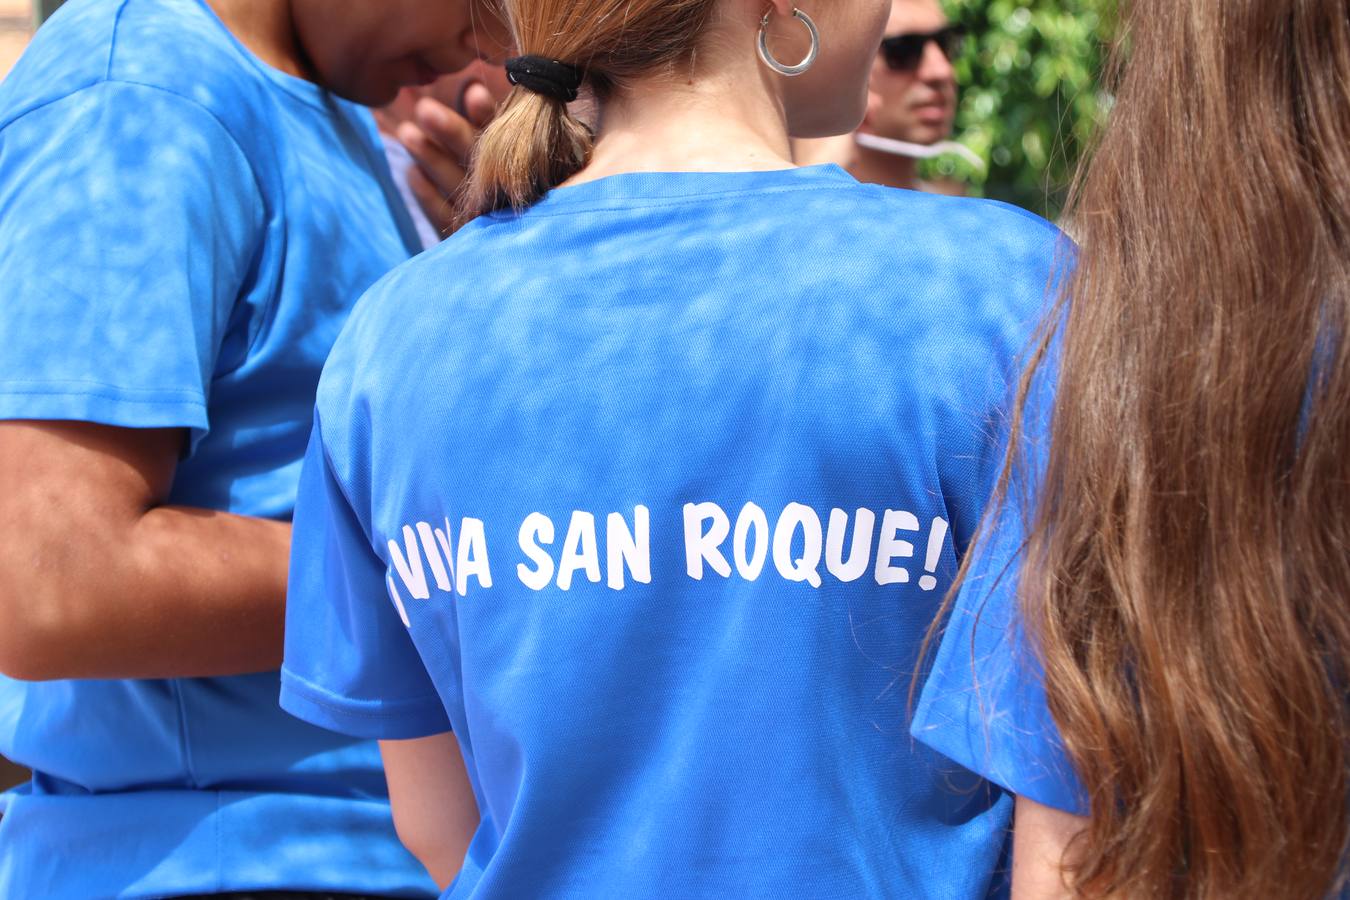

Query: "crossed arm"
<box><xmin>0</xmin><ymin>420</ymin><xmax>291</xmax><ymax>680</ymax></box>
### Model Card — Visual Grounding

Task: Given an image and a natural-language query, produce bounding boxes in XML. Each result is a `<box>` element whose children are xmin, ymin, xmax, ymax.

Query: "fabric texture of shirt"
<box><xmin>910</xmin><ymin>304</ymin><xmax>1350</xmax><ymax>900</ymax></box>
<box><xmin>281</xmin><ymin>165</ymin><xmax>1067</xmax><ymax>898</ymax></box>
<box><xmin>908</xmin><ymin>352</ymin><xmax>1090</xmax><ymax>816</ymax></box>
<box><xmin>0</xmin><ymin>0</ymin><xmax>431</xmax><ymax>896</ymax></box>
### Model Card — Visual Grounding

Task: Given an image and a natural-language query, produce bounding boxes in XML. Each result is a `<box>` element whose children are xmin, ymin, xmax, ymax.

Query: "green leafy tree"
<box><xmin>925</xmin><ymin>0</ymin><xmax>1116</xmax><ymax>220</ymax></box>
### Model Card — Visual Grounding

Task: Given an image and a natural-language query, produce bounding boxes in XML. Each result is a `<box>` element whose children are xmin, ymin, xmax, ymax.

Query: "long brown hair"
<box><xmin>991</xmin><ymin>0</ymin><xmax>1350</xmax><ymax>895</ymax></box>
<box><xmin>455</xmin><ymin>0</ymin><xmax>718</xmax><ymax>222</ymax></box>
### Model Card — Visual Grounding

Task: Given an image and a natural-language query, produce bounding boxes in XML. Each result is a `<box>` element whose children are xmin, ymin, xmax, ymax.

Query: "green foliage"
<box><xmin>922</xmin><ymin>0</ymin><xmax>1116</xmax><ymax>220</ymax></box>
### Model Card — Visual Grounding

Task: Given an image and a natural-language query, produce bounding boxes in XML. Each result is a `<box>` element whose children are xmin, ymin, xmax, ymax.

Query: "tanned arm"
<box><xmin>0</xmin><ymin>420</ymin><xmax>290</xmax><ymax>680</ymax></box>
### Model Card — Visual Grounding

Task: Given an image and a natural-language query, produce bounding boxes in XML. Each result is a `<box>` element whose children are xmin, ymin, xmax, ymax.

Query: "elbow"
<box><xmin>0</xmin><ymin>581</ymin><xmax>77</xmax><ymax>681</ymax></box>
<box><xmin>395</xmin><ymin>834</ymin><xmax>439</xmax><ymax>883</ymax></box>
<box><xmin>0</xmin><ymin>643</ymin><xmax>66</xmax><ymax>684</ymax></box>
<box><xmin>392</xmin><ymin>815</ymin><xmax>470</xmax><ymax>890</ymax></box>
<box><xmin>0</xmin><ymin>516</ymin><xmax>118</xmax><ymax>681</ymax></box>
<box><xmin>0</xmin><ymin>629</ymin><xmax>70</xmax><ymax>683</ymax></box>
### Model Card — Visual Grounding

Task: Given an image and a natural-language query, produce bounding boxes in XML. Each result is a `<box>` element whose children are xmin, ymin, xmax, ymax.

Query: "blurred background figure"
<box><xmin>0</xmin><ymin>0</ymin><xmax>33</xmax><ymax>80</ymax></box>
<box><xmin>11</xmin><ymin>2</ymin><xmax>1117</xmax><ymax>219</ymax></box>
<box><xmin>377</xmin><ymin>60</ymin><xmax>512</xmax><ymax>245</ymax></box>
<box><xmin>795</xmin><ymin>0</ymin><xmax>967</xmax><ymax>193</ymax></box>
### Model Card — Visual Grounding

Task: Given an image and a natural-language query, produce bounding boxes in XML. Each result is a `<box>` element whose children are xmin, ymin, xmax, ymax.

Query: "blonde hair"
<box><xmin>456</xmin><ymin>0</ymin><xmax>721</xmax><ymax>223</ymax></box>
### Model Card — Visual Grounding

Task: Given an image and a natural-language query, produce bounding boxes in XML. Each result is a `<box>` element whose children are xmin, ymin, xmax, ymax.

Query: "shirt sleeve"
<box><xmin>909</xmin><ymin>357</ymin><xmax>1089</xmax><ymax>816</ymax></box>
<box><xmin>0</xmin><ymin>81</ymin><xmax>264</xmax><ymax>445</ymax></box>
<box><xmin>280</xmin><ymin>415</ymin><xmax>451</xmax><ymax>739</ymax></box>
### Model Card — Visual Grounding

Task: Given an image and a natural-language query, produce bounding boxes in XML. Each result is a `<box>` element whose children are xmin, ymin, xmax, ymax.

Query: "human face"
<box><xmin>767</xmin><ymin>0</ymin><xmax>893</xmax><ymax>138</ymax></box>
<box><xmin>290</xmin><ymin>0</ymin><xmax>513</xmax><ymax>107</ymax></box>
<box><xmin>861</xmin><ymin>0</ymin><xmax>958</xmax><ymax>145</ymax></box>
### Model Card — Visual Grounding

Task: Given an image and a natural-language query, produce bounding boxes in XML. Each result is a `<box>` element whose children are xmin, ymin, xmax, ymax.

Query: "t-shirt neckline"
<box><xmin>510</xmin><ymin>163</ymin><xmax>859</xmax><ymax>216</ymax></box>
<box><xmin>190</xmin><ymin>0</ymin><xmax>335</xmax><ymax>112</ymax></box>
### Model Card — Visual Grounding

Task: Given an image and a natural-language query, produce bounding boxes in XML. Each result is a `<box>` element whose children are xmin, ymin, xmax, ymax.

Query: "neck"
<box><xmin>573</xmin><ymin>47</ymin><xmax>794</xmax><ymax>183</ymax></box>
<box><xmin>204</xmin><ymin>0</ymin><xmax>312</xmax><ymax>81</ymax></box>
<box><xmin>844</xmin><ymin>139</ymin><xmax>921</xmax><ymax>190</ymax></box>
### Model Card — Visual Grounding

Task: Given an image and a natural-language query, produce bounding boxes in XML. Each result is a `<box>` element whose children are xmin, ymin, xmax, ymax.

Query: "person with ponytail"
<box><xmin>911</xmin><ymin>0</ymin><xmax>1350</xmax><ymax>897</ymax></box>
<box><xmin>278</xmin><ymin>0</ymin><xmax>1069</xmax><ymax>894</ymax></box>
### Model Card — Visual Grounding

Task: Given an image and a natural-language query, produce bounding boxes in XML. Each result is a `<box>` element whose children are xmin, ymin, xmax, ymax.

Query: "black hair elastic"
<box><xmin>505</xmin><ymin>56</ymin><xmax>584</xmax><ymax>103</ymax></box>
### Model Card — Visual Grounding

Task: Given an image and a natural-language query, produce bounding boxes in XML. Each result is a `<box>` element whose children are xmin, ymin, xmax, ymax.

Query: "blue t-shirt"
<box><xmin>909</xmin><ymin>356</ymin><xmax>1089</xmax><ymax>815</ymax></box>
<box><xmin>0</xmin><ymin>0</ymin><xmax>433</xmax><ymax>896</ymax></box>
<box><xmin>909</xmin><ymin>324</ymin><xmax>1350</xmax><ymax>900</ymax></box>
<box><xmin>281</xmin><ymin>165</ymin><xmax>1066</xmax><ymax>898</ymax></box>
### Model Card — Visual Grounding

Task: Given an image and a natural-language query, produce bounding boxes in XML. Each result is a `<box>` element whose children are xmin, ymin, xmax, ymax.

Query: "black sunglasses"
<box><xmin>879</xmin><ymin>26</ymin><xmax>966</xmax><ymax>71</ymax></box>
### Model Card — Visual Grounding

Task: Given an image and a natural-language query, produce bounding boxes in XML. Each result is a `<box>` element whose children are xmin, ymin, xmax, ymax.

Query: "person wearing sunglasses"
<box><xmin>796</xmin><ymin>0</ymin><xmax>963</xmax><ymax>192</ymax></box>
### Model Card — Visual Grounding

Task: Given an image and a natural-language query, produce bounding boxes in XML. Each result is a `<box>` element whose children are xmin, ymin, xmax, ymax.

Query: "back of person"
<box><xmin>287</xmin><ymin>167</ymin><xmax>1062</xmax><ymax>897</ymax></box>
<box><xmin>279</xmin><ymin>0</ymin><xmax>1067</xmax><ymax>894</ymax></box>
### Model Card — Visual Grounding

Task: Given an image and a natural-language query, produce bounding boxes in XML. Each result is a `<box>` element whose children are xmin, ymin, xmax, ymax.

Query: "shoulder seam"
<box><xmin>313</xmin><ymin>408</ymin><xmax>381</xmax><ymax>551</ymax></box>
<box><xmin>104</xmin><ymin>78</ymin><xmax>268</xmax><ymax>209</ymax></box>
<box><xmin>105</xmin><ymin>0</ymin><xmax>132</xmax><ymax>80</ymax></box>
<box><xmin>0</xmin><ymin>80</ymin><xmax>267</xmax><ymax>215</ymax></box>
<box><xmin>0</xmin><ymin>79</ymin><xmax>102</xmax><ymax>132</ymax></box>
<box><xmin>853</xmin><ymin>181</ymin><xmax>1061</xmax><ymax>237</ymax></box>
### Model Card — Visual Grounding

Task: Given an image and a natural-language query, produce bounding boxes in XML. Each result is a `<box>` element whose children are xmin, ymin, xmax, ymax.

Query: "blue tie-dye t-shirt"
<box><xmin>281</xmin><ymin>165</ymin><xmax>1069</xmax><ymax>898</ymax></box>
<box><xmin>0</xmin><ymin>0</ymin><xmax>432</xmax><ymax>896</ymax></box>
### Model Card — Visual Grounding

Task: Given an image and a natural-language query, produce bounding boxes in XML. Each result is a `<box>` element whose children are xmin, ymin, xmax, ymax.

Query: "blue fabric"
<box><xmin>282</xmin><ymin>165</ymin><xmax>1067</xmax><ymax>898</ymax></box>
<box><xmin>0</xmin><ymin>0</ymin><xmax>431</xmax><ymax>896</ymax></box>
<box><xmin>908</xmin><ymin>348</ymin><xmax>1090</xmax><ymax>815</ymax></box>
<box><xmin>910</xmin><ymin>330</ymin><xmax>1350</xmax><ymax>900</ymax></box>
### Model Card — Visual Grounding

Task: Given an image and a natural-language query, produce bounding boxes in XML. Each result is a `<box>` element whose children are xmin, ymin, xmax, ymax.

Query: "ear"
<box><xmin>766</xmin><ymin>0</ymin><xmax>795</xmax><ymax>19</ymax></box>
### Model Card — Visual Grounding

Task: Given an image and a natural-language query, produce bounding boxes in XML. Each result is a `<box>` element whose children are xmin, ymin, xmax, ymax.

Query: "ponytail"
<box><xmin>452</xmin><ymin>0</ymin><xmax>720</xmax><ymax>226</ymax></box>
<box><xmin>457</xmin><ymin>86</ymin><xmax>592</xmax><ymax>221</ymax></box>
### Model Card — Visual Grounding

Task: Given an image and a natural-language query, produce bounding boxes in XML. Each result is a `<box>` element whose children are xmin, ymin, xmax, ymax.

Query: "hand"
<box><xmin>377</xmin><ymin>67</ymin><xmax>507</xmax><ymax>239</ymax></box>
<box><xmin>397</xmin><ymin>85</ymin><xmax>496</xmax><ymax>235</ymax></box>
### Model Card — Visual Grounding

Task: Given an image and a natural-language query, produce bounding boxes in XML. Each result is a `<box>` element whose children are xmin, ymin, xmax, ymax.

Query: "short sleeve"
<box><xmin>280</xmin><ymin>417</ymin><xmax>451</xmax><ymax>739</ymax></box>
<box><xmin>0</xmin><ymin>81</ymin><xmax>264</xmax><ymax>443</ymax></box>
<box><xmin>910</xmin><ymin>359</ymin><xmax>1089</xmax><ymax>816</ymax></box>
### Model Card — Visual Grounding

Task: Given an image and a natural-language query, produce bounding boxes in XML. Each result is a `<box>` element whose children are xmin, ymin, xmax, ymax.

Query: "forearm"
<box><xmin>382</xmin><ymin>735</ymin><xmax>480</xmax><ymax>889</ymax></box>
<box><xmin>2</xmin><ymin>505</ymin><xmax>290</xmax><ymax>680</ymax></box>
<box><xmin>0</xmin><ymin>420</ymin><xmax>296</xmax><ymax>681</ymax></box>
<box><xmin>1012</xmin><ymin>795</ymin><xmax>1088</xmax><ymax>900</ymax></box>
